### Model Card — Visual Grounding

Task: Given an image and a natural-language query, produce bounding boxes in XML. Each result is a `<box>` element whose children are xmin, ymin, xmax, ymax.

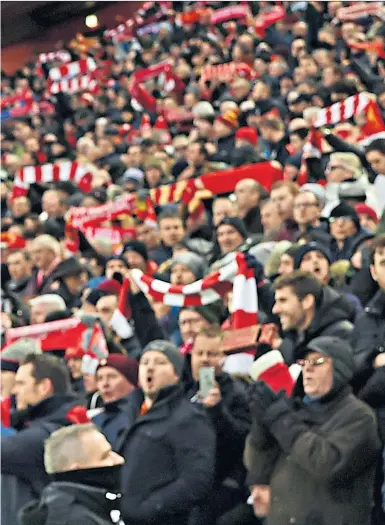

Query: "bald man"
<box><xmin>234</xmin><ymin>179</ymin><xmax>264</xmax><ymax>234</ymax></box>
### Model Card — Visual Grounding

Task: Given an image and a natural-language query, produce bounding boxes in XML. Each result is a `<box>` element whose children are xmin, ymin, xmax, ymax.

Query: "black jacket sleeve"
<box><xmin>130</xmin><ymin>290</ymin><xmax>166</xmax><ymax>348</ymax></box>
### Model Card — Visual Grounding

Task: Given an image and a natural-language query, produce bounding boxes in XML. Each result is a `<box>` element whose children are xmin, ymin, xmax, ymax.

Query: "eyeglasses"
<box><xmin>296</xmin><ymin>357</ymin><xmax>327</xmax><ymax>367</ymax></box>
<box><xmin>327</xmin><ymin>165</ymin><xmax>345</xmax><ymax>171</ymax></box>
<box><xmin>294</xmin><ymin>202</ymin><xmax>318</xmax><ymax>209</ymax></box>
<box><xmin>329</xmin><ymin>216</ymin><xmax>352</xmax><ymax>223</ymax></box>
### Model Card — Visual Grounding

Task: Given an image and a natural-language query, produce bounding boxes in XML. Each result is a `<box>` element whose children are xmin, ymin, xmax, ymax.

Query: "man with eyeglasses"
<box><xmin>245</xmin><ymin>335</ymin><xmax>380</xmax><ymax>525</ymax></box>
<box><xmin>329</xmin><ymin>202</ymin><xmax>365</xmax><ymax>262</ymax></box>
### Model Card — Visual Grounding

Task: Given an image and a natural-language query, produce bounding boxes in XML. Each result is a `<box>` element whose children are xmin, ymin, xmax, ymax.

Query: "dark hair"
<box><xmin>195</xmin><ymin>325</ymin><xmax>223</xmax><ymax>342</ymax></box>
<box><xmin>22</xmin><ymin>354</ymin><xmax>70</xmax><ymax>394</ymax></box>
<box><xmin>273</xmin><ymin>270</ymin><xmax>323</xmax><ymax>302</ymax></box>
<box><xmin>366</xmin><ymin>138</ymin><xmax>385</xmax><ymax>156</ymax></box>
<box><xmin>158</xmin><ymin>209</ymin><xmax>185</xmax><ymax>227</ymax></box>
<box><xmin>369</xmin><ymin>233</ymin><xmax>385</xmax><ymax>265</ymax></box>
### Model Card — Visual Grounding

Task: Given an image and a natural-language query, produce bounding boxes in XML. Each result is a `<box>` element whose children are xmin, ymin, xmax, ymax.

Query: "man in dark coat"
<box><xmin>272</xmin><ymin>270</ymin><xmax>355</xmax><ymax>366</ymax></box>
<box><xmin>120</xmin><ymin>340</ymin><xmax>216</xmax><ymax>525</ymax></box>
<box><xmin>19</xmin><ymin>423</ymin><xmax>124</xmax><ymax>525</ymax></box>
<box><xmin>1</xmin><ymin>354</ymin><xmax>89</xmax><ymax>523</ymax></box>
<box><xmin>185</xmin><ymin>327</ymin><xmax>251</xmax><ymax>525</ymax></box>
<box><xmin>47</xmin><ymin>257</ymin><xmax>88</xmax><ymax>310</ymax></box>
<box><xmin>92</xmin><ymin>354</ymin><xmax>139</xmax><ymax>451</ymax></box>
<box><xmin>245</xmin><ymin>336</ymin><xmax>380</xmax><ymax>525</ymax></box>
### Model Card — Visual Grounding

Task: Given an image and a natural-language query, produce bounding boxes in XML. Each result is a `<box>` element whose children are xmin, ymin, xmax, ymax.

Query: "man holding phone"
<box><xmin>186</xmin><ymin>326</ymin><xmax>251</xmax><ymax>525</ymax></box>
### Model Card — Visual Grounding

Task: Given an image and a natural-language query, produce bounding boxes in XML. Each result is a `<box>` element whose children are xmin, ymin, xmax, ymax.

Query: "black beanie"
<box><xmin>329</xmin><ymin>202</ymin><xmax>360</xmax><ymax>231</ymax></box>
<box><xmin>294</xmin><ymin>242</ymin><xmax>332</xmax><ymax>270</ymax></box>
<box><xmin>123</xmin><ymin>240</ymin><xmax>149</xmax><ymax>261</ymax></box>
<box><xmin>216</xmin><ymin>217</ymin><xmax>248</xmax><ymax>239</ymax></box>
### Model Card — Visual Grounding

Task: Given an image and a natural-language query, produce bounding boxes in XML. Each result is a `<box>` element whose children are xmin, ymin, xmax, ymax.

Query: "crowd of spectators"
<box><xmin>1</xmin><ymin>2</ymin><xmax>385</xmax><ymax>525</ymax></box>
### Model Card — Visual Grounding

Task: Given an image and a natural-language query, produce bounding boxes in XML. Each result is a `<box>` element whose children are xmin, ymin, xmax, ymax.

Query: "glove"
<box><xmin>248</xmin><ymin>381</ymin><xmax>281</xmax><ymax>420</ymax></box>
<box><xmin>245</xmin><ymin>253</ymin><xmax>265</xmax><ymax>285</ymax></box>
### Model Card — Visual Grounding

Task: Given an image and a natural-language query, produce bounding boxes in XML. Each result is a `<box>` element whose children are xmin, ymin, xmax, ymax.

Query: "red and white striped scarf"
<box><xmin>48</xmin><ymin>75</ymin><xmax>98</xmax><ymax>95</ymax></box>
<box><xmin>66</xmin><ymin>193</ymin><xmax>137</xmax><ymax>228</ymax></box>
<box><xmin>200</xmin><ymin>62</ymin><xmax>254</xmax><ymax>82</ymax></box>
<box><xmin>131</xmin><ymin>252</ymin><xmax>258</xmax><ymax>329</ymax></box>
<box><xmin>39</xmin><ymin>50</ymin><xmax>72</xmax><ymax>64</ymax></box>
<box><xmin>48</xmin><ymin>57</ymin><xmax>97</xmax><ymax>81</ymax></box>
<box><xmin>211</xmin><ymin>5</ymin><xmax>249</xmax><ymax>25</ymax></box>
<box><xmin>13</xmin><ymin>161</ymin><xmax>91</xmax><ymax>196</ymax></box>
<box><xmin>335</xmin><ymin>2</ymin><xmax>384</xmax><ymax>21</ymax></box>
<box><xmin>314</xmin><ymin>93</ymin><xmax>378</xmax><ymax>128</ymax></box>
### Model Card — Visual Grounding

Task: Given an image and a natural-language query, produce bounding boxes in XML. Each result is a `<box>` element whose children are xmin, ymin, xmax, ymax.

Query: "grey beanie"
<box><xmin>172</xmin><ymin>252</ymin><xmax>208</xmax><ymax>280</ymax></box>
<box><xmin>1</xmin><ymin>338</ymin><xmax>42</xmax><ymax>372</ymax></box>
<box><xmin>142</xmin><ymin>340</ymin><xmax>185</xmax><ymax>377</ymax></box>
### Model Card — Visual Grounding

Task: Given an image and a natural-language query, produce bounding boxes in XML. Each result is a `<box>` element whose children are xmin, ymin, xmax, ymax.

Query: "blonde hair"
<box><xmin>44</xmin><ymin>423</ymin><xmax>97</xmax><ymax>474</ymax></box>
<box><xmin>32</xmin><ymin>234</ymin><xmax>61</xmax><ymax>256</ymax></box>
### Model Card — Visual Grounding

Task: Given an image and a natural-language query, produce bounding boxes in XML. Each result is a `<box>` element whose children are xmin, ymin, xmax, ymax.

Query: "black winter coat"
<box><xmin>245</xmin><ymin>387</ymin><xmax>380</xmax><ymax>525</ymax></box>
<box><xmin>92</xmin><ymin>395</ymin><xmax>133</xmax><ymax>453</ymax></box>
<box><xmin>1</xmin><ymin>395</ymin><xmax>86</xmax><ymax>522</ymax></box>
<box><xmin>352</xmin><ymin>290</ymin><xmax>385</xmax><ymax>391</ymax></box>
<box><xmin>19</xmin><ymin>482</ymin><xmax>120</xmax><ymax>525</ymax></box>
<box><xmin>185</xmin><ymin>372</ymin><xmax>251</xmax><ymax>486</ymax></box>
<box><xmin>279</xmin><ymin>286</ymin><xmax>355</xmax><ymax>365</ymax></box>
<box><xmin>212</xmin><ymin>133</ymin><xmax>236</xmax><ymax>165</ymax></box>
<box><xmin>243</xmin><ymin>206</ymin><xmax>263</xmax><ymax>235</ymax></box>
<box><xmin>119</xmin><ymin>385</ymin><xmax>216</xmax><ymax>525</ymax></box>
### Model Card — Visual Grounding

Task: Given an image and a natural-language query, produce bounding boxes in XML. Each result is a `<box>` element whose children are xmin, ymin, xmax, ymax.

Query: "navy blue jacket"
<box><xmin>92</xmin><ymin>395</ymin><xmax>134</xmax><ymax>453</ymax></box>
<box><xmin>119</xmin><ymin>385</ymin><xmax>216</xmax><ymax>525</ymax></box>
<box><xmin>1</xmin><ymin>394</ymin><xmax>85</xmax><ymax>522</ymax></box>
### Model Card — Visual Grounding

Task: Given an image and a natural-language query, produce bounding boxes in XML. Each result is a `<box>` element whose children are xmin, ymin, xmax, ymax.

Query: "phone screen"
<box><xmin>199</xmin><ymin>367</ymin><xmax>215</xmax><ymax>399</ymax></box>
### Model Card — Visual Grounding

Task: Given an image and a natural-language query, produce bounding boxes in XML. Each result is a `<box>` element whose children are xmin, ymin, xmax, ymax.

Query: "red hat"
<box><xmin>250</xmin><ymin>350</ymin><xmax>295</xmax><ymax>395</ymax></box>
<box><xmin>97</xmin><ymin>279</ymin><xmax>121</xmax><ymax>296</ymax></box>
<box><xmin>65</xmin><ymin>347</ymin><xmax>86</xmax><ymax>360</ymax></box>
<box><xmin>97</xmin><ymin>354</ymin><xmax>138</xmax><ymax>387</ymax></box>
<box><xmin>235</xmin><ymin>126</ymin><xmax>258</xmax><ymax>146</ymax></box>
<box><xmin>355</xmin><ymin>204</ymin><xmax>378</xmax><ymax>224</ymax></box>
<box><xmin>216</xmin><ymin>110</ymin><xmax>239</xmax><ymax>130</ymax></box>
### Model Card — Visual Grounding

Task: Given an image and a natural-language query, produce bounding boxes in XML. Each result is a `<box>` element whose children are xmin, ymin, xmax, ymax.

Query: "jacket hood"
<box><xmin>301</xmin><ymin>335</ymin><xmax>355</xmax><ymax>396</ymax></box>
<box><xmin>19</xmin><ymin>482</ymin><xmax>121</xmax><ymax>525</ymax></box>
<box><xmin>308</xmin><ymin>286</ymin><xmax>355</xmax><ymax>335</ymax></box>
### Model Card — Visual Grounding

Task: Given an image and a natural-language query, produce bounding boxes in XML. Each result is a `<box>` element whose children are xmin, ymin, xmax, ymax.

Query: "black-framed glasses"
<box><xmin>296</xmin><ymin>357</ymin><xmax>327</xmax><ymax>367</ymax></box>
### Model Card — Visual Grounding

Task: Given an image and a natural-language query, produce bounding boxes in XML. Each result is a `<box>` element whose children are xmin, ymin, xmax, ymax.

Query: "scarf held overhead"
<box><xmin>131</xmin><ymin>252</ymin><xmax>258</xmax><ymax>329</ymax></box>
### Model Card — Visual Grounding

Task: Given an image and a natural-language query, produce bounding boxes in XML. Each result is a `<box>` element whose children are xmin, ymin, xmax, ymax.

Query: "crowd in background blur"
<box><xmin>1</xmin><ymin>2</ymin><xmax>385</xmax><ymax>525</ymax></box>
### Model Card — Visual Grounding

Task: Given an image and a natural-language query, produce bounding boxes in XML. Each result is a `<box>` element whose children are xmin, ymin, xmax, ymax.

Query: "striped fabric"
<box><xmin>14</xmin><ymin>161</ymin><xmax>87</xmax><ymax>187</ymax></box>
<box><xmin>48</xmin><ymin>57</ymin><xmax>97</xmax><ymax>81</ymax></box>
<box><xmin>39</xmin><ymin>51</ymin><xmax>72</xmax><ymax>64</ymax></box>
<box><xmin>314</xmin><ymin>93</ymin><xmax>373</xmax><ymax>128</ymax></box>
<box><xmin>336</xmin><ymin>2</ymin><xmax>384</xmax><ymax>21</ymax></box>
<box><xmin>131</xmin><ymin>252</ymin><xmax>258</xmax><ymax>329</ymax></box>
<box><xmin>48</xmin><ymin>75</ymin><xmax>98</xmax><ymax>95</ymax></box>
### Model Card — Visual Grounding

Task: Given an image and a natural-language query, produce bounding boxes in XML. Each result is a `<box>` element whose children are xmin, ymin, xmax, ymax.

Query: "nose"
<box><xmin>272</xmin><ymin>302</ymin><xmax>279</xmax><ymax>314</ymax></box>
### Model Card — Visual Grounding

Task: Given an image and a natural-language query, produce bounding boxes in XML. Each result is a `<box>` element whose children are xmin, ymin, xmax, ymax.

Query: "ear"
<box><xmin>302</xmin><ymin>293</ymin><xmax>315</xmax><ymax>312</ymax></box>
<box><xmin>370</xmin><ymin>264</ymin><xmax>378</xmax><ymax>283</ymax></box>
<box><xmin>38</xmin><ymin>377</ymin><xmax>54</xmax><ymax>398</ymax></box>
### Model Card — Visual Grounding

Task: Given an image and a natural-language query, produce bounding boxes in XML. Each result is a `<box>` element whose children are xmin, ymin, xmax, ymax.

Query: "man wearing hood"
<box><xmin>19</xmin><ymin>423</ymin><xmax>124</xmax><ymax>525</ymax></box>
<box><xmin>271</xmin><ymin>270</ymin><xmax>355</xmax><ymax>366</ymax></box>
<box><xmin>245</xmin><ymin>336</ymin><xmax>380</xmax><ymax>525</ymax></box>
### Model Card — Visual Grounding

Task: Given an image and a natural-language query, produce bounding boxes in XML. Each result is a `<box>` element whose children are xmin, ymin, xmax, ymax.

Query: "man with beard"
<box><xmin>19</xmin><ymin>423</ymin><xmax>124</xmax><ymax>525</ymax></box>
<box><xmin>271</xmin><ymin>270</ymin><xmax>355</xmax><ymax>366</ymax></box>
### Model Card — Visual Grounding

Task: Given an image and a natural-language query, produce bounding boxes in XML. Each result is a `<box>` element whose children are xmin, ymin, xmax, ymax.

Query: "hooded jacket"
<box><xmin>245</xmin><ymin>336</ymin><xmax>381</xmax><ymax>525</ymax></box>
<box><xmin>19</xmin><ymin>479</ymin><xmax>121</xmax><ymax>525</ymax></box>
<box><xmin>279</xmin><ymin>286</ymin><xmax>355</xmax><ymax>366</ymax></box>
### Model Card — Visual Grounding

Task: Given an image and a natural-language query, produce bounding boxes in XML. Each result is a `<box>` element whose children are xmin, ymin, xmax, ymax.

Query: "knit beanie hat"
<box><xmin>216</xmin><ymin>110</ymin><xmax>239</xmax><ymax>130</ymax></box>
<box><xmin>86</xmin><ymin>289</ymin><xmax>109</xmax><ymax>306</ymax></box>
<box><xmin>235</xmin><ymin>127</ymin><xmax>258</xmax><ymax>145</ymax></box>
<box><xmin>171</xmin><ymin>252</ymin><xmax>208</xmax><ymax>280</ymax></box>
<box><xmin>293</xmin><ymin>242</ymin><xmax>332</xmax><ymax>269</ymax></box>
<box><xmin>329</xmin><ymin>202</ymin><xmax>360</xmax><ymax>231</ymax></box>
<box><xmin>192</xmin><ymin>101</ymin><xmax>215</xmax><ymax>119</ymax></box>
<box><xmin>181</xmin><ymin>300</ymin><xmax>227</xmax><ymax>326</ymax></box>
<box><xmin>142</xmin><ymin>340</ymin><xmax>185</xmax><ymax>378</ymax></box>
<box><xmin>216</xmin><ymin>217</ymin><xmax>248</xmax><ymax>239</ymax></box>
<box><xmin>96</xmin><ymin>354</ymin><xmax>139</xmax><ymax>387</ymax></box>
<box><xmin>97</xmin><ymin>279</ymin><xmax>121</xmax><ymax>296</ymax></box>
<box><xmin>300</xmin><ymin>183</ymin><xmax>326</xmax><ymax>209</ymax></box>
<box><xmin>123</xmin><ymin>240</ymin><xmax>149</xmax><ymax>262</ymax></box>
<box><xmin>355</xmin><ymin>203</ymin><xmax>378</xmax><ymax>224</ymax></box>
<box><xmin>1</xmin><ymin>339</ymin><xmax>42</xmax><ymax>372</ymax></box>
